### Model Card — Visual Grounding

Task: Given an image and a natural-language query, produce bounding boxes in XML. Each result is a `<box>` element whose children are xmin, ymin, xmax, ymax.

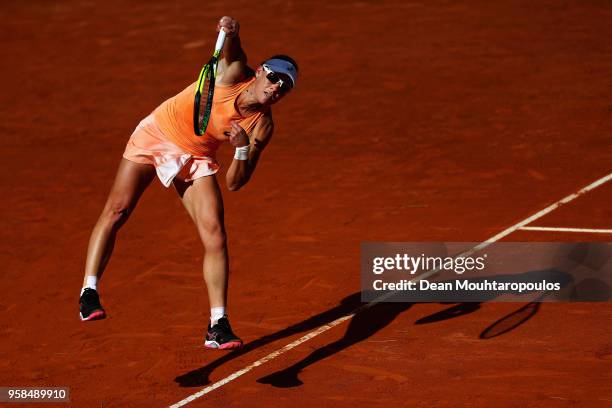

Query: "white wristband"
<box><xmin>234</xmin><ymin>145</ymin><xmax>250</xmax><ymax>160</ymax></box>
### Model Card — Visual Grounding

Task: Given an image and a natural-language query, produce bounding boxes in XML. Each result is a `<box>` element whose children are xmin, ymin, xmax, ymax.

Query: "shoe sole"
<box><xmin>204</xmin><ymin>340</ymin><xmax>243</xmax><ymax>350</ymax></box>
<box><xmin>80</xmin><ymin>310</ymin><xmax>106</xmax><ymax>321</ymax></box>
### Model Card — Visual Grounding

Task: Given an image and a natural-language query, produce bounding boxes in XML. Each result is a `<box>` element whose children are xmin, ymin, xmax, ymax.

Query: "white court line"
<box><xmin>169</xmin><ymin>171</ymin><xmax>612</xmax><ymax>408</ymax></box>
<box><xmin>519</xmin><ymin>226</ymin><xmax>612</xmax><ymax>234</ymax></box>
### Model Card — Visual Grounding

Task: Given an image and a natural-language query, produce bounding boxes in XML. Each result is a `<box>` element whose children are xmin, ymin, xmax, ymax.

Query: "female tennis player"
<box><xmin>78</xmin><ymin>16</ymin><xmax>298</xmax><ymax>350</ymax></box>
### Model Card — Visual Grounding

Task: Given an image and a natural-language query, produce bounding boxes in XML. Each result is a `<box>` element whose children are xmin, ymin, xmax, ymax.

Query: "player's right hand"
<box><xmin>217</xmin><ymin>16</ymin><xmax>239</xmax><ymax>38</ymax></box>
<box><xmin>227</xmin><ymin>121</ymin><xmax>249</xmax><ymax>147</ymax></box>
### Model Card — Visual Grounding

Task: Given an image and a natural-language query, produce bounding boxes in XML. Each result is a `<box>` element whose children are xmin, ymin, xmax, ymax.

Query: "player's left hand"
<box><xmin>217</xmin><ymin>16</ymin><xmax>240</xmax><ymax>38</ymax></box>
<box><xmin>228</xmin><ymin>121</ymin><xmax>249</xmax><ymax>147</ymax></box>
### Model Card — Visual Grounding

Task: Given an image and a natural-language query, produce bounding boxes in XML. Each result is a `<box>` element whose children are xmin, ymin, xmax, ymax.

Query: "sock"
<box><xmin>210</xmin><ymin>307</ymin><xmax>226</xmax><ymax>325</ymax></box>
<box><xmin>81</xmin><ymin>275</ymin><xmax>98</xmax><ymax>296</ymax></box>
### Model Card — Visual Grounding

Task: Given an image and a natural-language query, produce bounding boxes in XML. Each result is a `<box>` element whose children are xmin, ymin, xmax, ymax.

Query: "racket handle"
<box><xmin>215</xmin><ymin>29</ymin><xmax>227</xmax><ymax>52</ymax></box>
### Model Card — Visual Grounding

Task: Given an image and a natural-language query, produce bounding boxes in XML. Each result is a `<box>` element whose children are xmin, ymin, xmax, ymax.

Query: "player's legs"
<box><xmin>174</xmin><ymin>175</ymin><xmax>228</xmax><ymax>308</ymax></box>
<box><xmin>83</xmin><ymin>158</ymin><xmax>156</xmax><ymax>285</ymax></box>
<box><xmin>174</xmin><ymin>175</ymin><xmax>242</xmax><ymax>349</ymax></box>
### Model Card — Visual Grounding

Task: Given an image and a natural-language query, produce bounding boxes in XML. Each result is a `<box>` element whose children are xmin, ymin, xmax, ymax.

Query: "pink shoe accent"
<box><xmin>81</xmin><ymin>310</ymin><xmax>106</xmax><ymax>321</ymax></box>
<box><xmin>218</xmin><ymin>341</ymin><xmax>242</xmax><ymax>350</ymax></box>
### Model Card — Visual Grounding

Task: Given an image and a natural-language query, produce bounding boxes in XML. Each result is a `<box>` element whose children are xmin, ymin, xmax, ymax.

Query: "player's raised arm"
<box><xmin>216</xmin><ymin>16</ymin><xmax>248</xmax><ymax>85</ymax></box>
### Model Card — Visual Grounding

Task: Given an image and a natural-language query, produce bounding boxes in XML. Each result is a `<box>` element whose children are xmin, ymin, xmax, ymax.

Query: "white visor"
<box><xmin>263</xmin><ymin>58</ymin><xmax>298</xmax><ymax>87</ymax></box>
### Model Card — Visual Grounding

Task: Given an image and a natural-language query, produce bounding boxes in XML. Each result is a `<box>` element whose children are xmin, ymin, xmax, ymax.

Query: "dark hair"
<box><xmin>261</xmin><ymin>54</ymin><xmax>299</xmax><ymax>72</ymax></box>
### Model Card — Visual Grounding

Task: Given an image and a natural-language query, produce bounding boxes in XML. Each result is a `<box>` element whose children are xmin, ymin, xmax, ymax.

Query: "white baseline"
<box><xmin>520</xmin><ymin>226</ymin><xmax>612</xmax><ymax>234</ymax></box>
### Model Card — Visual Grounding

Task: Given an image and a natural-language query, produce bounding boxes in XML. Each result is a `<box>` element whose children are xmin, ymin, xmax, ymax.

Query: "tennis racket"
<box><xmin>193</xmin><ymin>29</ymin><xmax>227</xmax><ymax>136</ymax></box>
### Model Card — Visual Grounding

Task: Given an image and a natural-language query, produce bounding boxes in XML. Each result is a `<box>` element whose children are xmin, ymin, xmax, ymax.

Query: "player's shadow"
<box><xmin>175</xmin><ymin>268</ymin><xmax>573</xmax><ymax>388</ymax></box>
<box><xmin>174</xmin><ymin>291</ymin><xmax>412</xmax><ymax>387</ymax></box>
<box><xmin>256</xmin><ymin>268</ymin><xmax>572</xmax><ymax>388</ymax></box>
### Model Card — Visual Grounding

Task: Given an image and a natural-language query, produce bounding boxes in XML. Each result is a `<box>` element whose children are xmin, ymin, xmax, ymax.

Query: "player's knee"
<box><xmin>101</xmin><ymin>201</ymin><xmax>131</xmax><ymax>228</ymax></box>
<box><xmin>200</xmin><ymin>223</ymin><xmax>226</xmax><ymax>252</ymax></box>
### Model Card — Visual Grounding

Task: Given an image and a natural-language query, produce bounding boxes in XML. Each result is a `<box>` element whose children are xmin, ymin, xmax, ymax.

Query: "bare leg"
<box><xmin>82</xmin><ymin>158</ymin><xmax>156</xmax><ymax>285</ymax></box>
<box><xmin>174</xmin><ymin>175</ymin><xmax>228</xmax><ymax>309</ymax></box>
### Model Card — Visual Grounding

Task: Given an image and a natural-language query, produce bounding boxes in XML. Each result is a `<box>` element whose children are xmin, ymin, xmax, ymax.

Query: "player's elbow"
<box><xmin>227</xmin><ymin>183</ymin><xmax>242</xmax><ymax>192</ymax></box>
<box><xmin>226</xmin><ymin>171</ymin><xmax>252</xmax><ymax>191</ymax></box>
<box><xmin>228</xmin><ymin>176</ymin><xmax>252</xmax><ymax>191</ymax></box>
<box><xmin>227</xmin><ymin>178</ymin><xmax>247</xmax><ymax>191</ymax></box>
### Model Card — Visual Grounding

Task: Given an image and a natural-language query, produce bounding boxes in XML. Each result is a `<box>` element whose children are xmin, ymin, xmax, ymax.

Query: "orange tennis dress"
<box><xmin>123</xmin><ymin>77</ymin><xmax>263</xmax><ymax>187</ymax></box>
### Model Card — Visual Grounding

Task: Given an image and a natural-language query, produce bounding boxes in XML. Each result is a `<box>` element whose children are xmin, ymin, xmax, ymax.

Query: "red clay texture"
<box><xmin>1</xmin><ymin>1</ymin><xmax>611</xmax><ymax>407</ymax></box>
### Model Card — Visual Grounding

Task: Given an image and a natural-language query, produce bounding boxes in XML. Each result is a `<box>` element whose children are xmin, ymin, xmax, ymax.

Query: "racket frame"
<box><xmin>193</xmin><ymin>30</ymin><xmax>227</xmax><ymax>136</ymax></box>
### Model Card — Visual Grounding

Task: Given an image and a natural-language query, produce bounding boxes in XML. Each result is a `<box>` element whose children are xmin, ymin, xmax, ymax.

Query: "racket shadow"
<box><xmin>479</xmin><ymin>301</ymin><xmax>541</xmax><ymax>339</ymax></box>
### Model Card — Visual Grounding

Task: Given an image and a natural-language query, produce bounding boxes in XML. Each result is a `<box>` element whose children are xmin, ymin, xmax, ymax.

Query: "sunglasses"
<box><xmin>262</xmin><ymin>65</ymin><xmax>292</xmax><ymax>92</ymax></box>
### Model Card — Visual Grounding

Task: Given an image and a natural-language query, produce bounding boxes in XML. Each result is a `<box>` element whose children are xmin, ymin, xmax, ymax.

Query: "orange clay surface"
<box><xmin>1</xmin><ymin>1</ymin><xmax>611</xmax><ymax>407</ymax></box>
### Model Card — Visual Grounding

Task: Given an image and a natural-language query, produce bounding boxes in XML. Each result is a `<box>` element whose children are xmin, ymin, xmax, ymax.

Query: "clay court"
<box><xmin>1</xmin><ymin>0</ymin><xmax>611</xmax><ymax>406</ymax></box>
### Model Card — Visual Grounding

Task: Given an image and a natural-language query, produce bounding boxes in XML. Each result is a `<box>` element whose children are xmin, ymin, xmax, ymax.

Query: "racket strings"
<box><xmin>194</xmin><ymin>63</ymin><xmax>215</xmax><ymax>135</ymax></box>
